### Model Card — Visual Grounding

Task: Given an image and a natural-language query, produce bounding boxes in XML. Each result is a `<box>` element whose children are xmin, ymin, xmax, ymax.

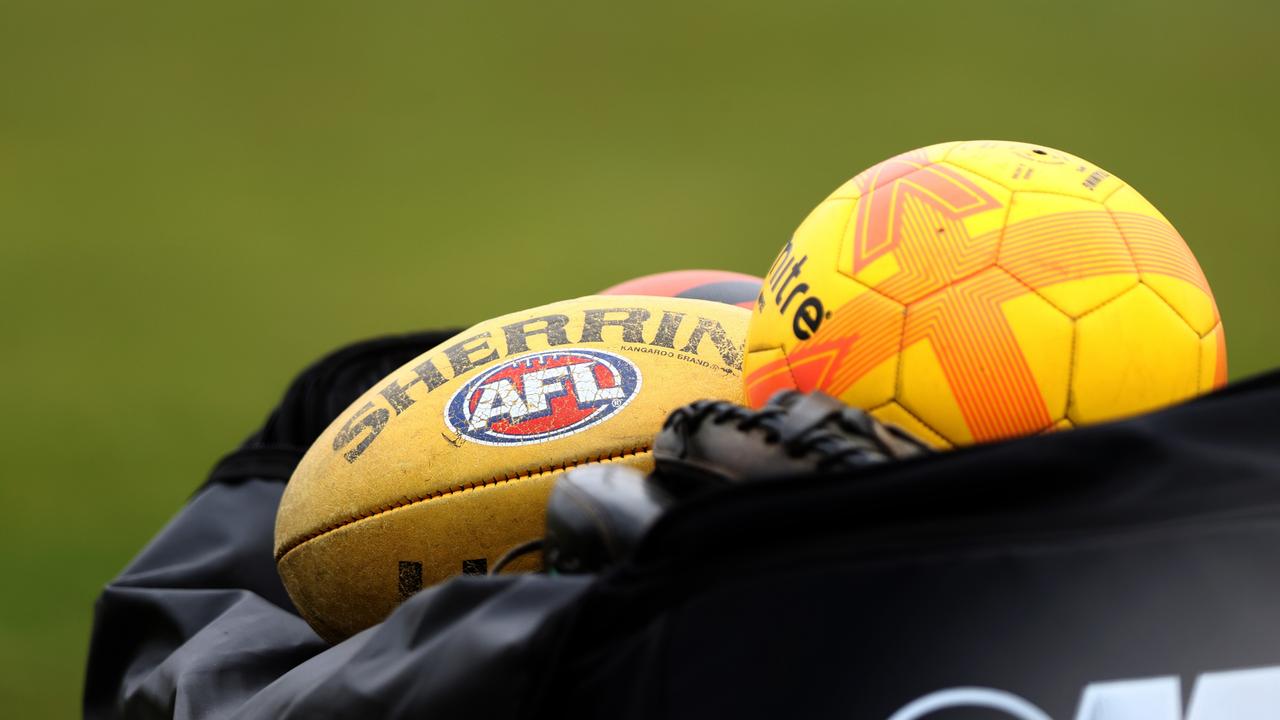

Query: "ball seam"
<box><xmin>274</xmin><ymin>445</ymin><xmax>654</xmax><ymax>562</ymax></box>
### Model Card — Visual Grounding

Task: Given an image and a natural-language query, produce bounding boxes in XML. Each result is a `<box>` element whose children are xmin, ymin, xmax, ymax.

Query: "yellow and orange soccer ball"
<box><xmin>744</xmin><ymin>140</ymin><xmax>1226</xmax><ymax>448</ymax></box>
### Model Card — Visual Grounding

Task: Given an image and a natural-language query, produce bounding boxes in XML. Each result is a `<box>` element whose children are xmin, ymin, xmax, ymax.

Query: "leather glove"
<box><xmin>653</xmin><ymin>390</ymin><xmax>933</xmax><ymax>498</ymax></box>
<box><xmin>537</xmin><ymin>391</ymin><xmax>932</xmax><ymax>573</ymax></box>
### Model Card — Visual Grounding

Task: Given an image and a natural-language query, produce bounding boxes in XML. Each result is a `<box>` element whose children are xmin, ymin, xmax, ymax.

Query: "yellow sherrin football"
<box><xmin>276</xmin><ymin>295</ymin><xmax>747</xmax><ymax>642</ymax></box>
<box><xmin>744</xmin><ymin>140</ymin><xmax>1225</xmax><ymax>448</ymax></box>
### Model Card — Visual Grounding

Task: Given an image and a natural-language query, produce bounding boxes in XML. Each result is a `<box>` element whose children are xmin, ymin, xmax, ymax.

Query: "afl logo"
<box><xmin>444</xmin><ymin>348</ymin><xmax>642</xmax><ymax>446</ymax></box>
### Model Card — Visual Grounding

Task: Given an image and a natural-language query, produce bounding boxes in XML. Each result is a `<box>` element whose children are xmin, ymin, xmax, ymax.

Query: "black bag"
<box><xmin>543</xmin><ymin>372</ymin><xmax>1280</xmax><ymax>720</ymax></box>
<box><xmin>85</xmin><ymin>330</ymin><xmax>1280</xmax><ymax>719</ymax></box>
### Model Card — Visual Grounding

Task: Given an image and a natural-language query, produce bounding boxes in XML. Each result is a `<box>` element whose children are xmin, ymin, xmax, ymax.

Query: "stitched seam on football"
<box><xmin>274</xmin><ymin>445</ymin><xmax>655</xmax><ymax>562</ymax></box>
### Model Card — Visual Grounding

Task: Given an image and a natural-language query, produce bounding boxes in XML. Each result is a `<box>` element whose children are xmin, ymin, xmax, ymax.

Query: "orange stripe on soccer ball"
<box><xmin>999</xmin><ymin>212</ymin><xmax>1134</xmax><ymax>287</ymax></box>
<box><xmin>1114</xmin><ymin>213</ymin><xmax>1216</xmax><ymax>298</ymax></box>
<box><xmin>851</xmin><ymin>156</ymin><xmax>1002</xmax><ymax>273</ymax></box>
<box><xmin>818</xmin><ymin>293</ymin><xmax>905</xmax><ymax>393</ymax></box>
<box><xmin>743</xmin><ymin>353</ymin><xmax>802</xmax><ymax>407</ymax></box>
<box><xmin>743</xmin><ymin>333</ymin><xmax>869</xmax><ymax>407</ymax></box>
<box><xmin>902</xmin><ymin>269</ymin><xmax>1051</xmax><ymax>439</ymax></box>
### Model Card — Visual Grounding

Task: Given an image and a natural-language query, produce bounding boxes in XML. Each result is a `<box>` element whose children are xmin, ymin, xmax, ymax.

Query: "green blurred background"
<box><xmin>2</xmin><ymin>0</ymin><xmax>1276</xmax><ymax>714</ymax></box>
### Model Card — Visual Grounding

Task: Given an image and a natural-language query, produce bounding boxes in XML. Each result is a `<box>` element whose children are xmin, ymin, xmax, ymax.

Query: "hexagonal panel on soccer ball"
<box><xmin>1069</xmin><ymin>284</ymin><xmax>1202</xmax><ymax>426</ymax></box>
<box><xmin>1106</xmin><ymin>184</ymin><xmax>1221</xmax><ymax>336</ymax></box>
<box><xmin>998</xmin><ymin>191</ymin><xmax>1138</xmax><ymax>319</ymax></box>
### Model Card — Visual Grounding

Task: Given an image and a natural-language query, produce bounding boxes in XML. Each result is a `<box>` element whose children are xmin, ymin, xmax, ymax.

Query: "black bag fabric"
<box><xmin>84</xmin><ymin>329</ymin><xmax>1280</xmax><ymax>720</ymax></box>
<box><xmin>84</xmin><ymin>330</ymin><xmax>594</xmax><ymax>720</ymax></box>
<box><xmin>543</xmin><ymin>371</ymin><xmax>1280</xmax><ymax>719</ymax></box>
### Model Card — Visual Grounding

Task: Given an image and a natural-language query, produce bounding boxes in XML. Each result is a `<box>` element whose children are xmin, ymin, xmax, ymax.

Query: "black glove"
<box><xmin>653</xmin><ymin>389</ymin><xmax>933</xmax><ymax>498</ymax></box>
<box><xmin>538</xmin><ymin>391</ymin><xmax>933</xmax><ymax>574</ymax></box>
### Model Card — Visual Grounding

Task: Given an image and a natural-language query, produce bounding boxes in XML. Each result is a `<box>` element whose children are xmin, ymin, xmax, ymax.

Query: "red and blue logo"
<box><xmin>445</xmin><ymin>348</ymin><xmax>642</xmax><ymax>446</ymax></box>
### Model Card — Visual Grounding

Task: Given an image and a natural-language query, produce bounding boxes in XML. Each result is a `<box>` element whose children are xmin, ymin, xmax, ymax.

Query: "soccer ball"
<box><xmin>743</xmin><ymin>140</ymin><xmax>1226</xmax><ymax>448</ymax></box>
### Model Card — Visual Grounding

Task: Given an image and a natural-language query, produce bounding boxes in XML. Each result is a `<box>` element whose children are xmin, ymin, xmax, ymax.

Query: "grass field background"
<box><xmin>2</xmin><ymin>1</ymin><xmax>1277</xmax><ymax>714</ymax></box>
